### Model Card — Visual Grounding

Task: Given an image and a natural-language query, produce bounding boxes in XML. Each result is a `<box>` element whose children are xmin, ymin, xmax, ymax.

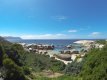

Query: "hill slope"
<box><xmin>0</xmin><ymin>36</ymin><xmax>11</xmax><ymax>45</ymax></box>
<box><xmin>80</xmin><ymin>45</ymin><xmax>107</xmax><ymax>80</ymax></box>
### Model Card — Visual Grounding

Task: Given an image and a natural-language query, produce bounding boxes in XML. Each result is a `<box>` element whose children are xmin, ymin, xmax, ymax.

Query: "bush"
<box><xmin>80</xmin><ymin>46</ymin><xmax>107</xmax><ymax>80</ymax></box>
<box><xmin>23</xmin><ymin>66</ymin><xmax>31</xmax><ymax>75</ymax></box>
<box><xmin>3</xmin><ymin>58</ymin><xmax>26</xmax><ymax>80</ymax></box>
<box><xmin>50</xmin><ymin>59</ymin><xmax>66</xmax><ymax>72</ymax></box>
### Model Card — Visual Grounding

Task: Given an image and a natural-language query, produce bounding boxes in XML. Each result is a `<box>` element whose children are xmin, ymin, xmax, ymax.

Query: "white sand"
<box><xmin>55</xmin><ymin>57</ymin><xmax>72</xmax><ymax>65</ymax></box>
<box><xmin>74</xmin><ymin>40</ymin><xmax>94</xmax><ymax>47</ymax></box>
<box><xmin>74</xmin><ymin>40</ymin><xmax>94</xmax><ymax>44</ymax></box>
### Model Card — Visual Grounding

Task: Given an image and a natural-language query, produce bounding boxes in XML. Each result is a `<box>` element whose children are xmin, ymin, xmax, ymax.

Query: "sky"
<box><xmin>0</xmin><ymin>0</ymin><xmax>107</xmax><ymax>39</ymax></box>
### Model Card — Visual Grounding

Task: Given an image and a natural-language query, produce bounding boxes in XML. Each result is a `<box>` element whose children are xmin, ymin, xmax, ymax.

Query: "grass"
<box><xmin>32</xmin><ymin>75</ymin><xmax>82</xmax><ymax>80</ymax></box>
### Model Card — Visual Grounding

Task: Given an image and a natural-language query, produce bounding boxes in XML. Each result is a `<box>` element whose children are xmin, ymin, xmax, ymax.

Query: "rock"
<box><xmin>51</xmin><ymin>57</ymin><xmax>55</xmax><ymax>60</ymax></box>
<box><xmin>44</xmin><ymin>51</ymin><xmax>48</xmax><ymax>54</ymax></box>
<box><xmin>71</xmin><ymin>51</ymin><xmax>79</xmax><ymax>54</ymax></box>
<box><xmin>55</xmin><ymin>54</ymin><xmax>71</xmax><ymax>61</ymax></box>
<box><xmin>59</xmin><ymin>50</ymin><xmax>64</xmax><ymax>54</ymax></box>
<box><xmin>64</xmin><ymin>51</ymin><xmax>71</xmax><ymax>54</ymax></box>
<box><xmin>67</xmin><ymin>44</ymin><xmax>72</xmax><ymax>49</ymax></box>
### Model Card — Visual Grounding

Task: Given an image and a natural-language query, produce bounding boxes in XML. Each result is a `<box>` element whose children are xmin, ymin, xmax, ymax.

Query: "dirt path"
<box><xmin>32</xmin><ymin>70</ymin><xmax>63</xmax><ymax>78</ymax></box>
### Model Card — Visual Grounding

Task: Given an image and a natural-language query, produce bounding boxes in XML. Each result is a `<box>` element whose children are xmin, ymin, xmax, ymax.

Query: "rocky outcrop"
<box><xmin>71</xmin><ymin>51</ymin><xmax>79</xmax><ymax>54</ymax></box>
<box><xmin>21</xmin><ymin>43</ymin><xmax>55</xmax><ymax>52</ymax></box>
<box><xmin>60</xmin><ymin>50</ymin><xmax>79</xmax><ymax>54</ymax></box>
<box><xmin>54</xmin><ymin>54</ymin><xmax>71</xmax><ymax>61</ymax></box>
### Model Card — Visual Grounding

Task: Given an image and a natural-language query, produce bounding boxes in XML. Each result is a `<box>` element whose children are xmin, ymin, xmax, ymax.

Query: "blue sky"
<box><xmin>0</xmin><ymin>0</ymin><xmax>107</xmax><ymax>39</ymax></box>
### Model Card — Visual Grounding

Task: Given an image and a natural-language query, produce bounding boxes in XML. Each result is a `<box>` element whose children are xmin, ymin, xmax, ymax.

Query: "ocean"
<box><xmin>8</xmin><ymin>39</ymin><xmax>77</xmax><ymax>45</ymax></box>
<box><xmin>7</xmin><ymin>39</ymin><xmax>97</xmax><ymax>51</ymax></box>
<box><xmin>8</xmin><ymin>39</ymin><xmax>99</xmax><ymax>51</ymax></box>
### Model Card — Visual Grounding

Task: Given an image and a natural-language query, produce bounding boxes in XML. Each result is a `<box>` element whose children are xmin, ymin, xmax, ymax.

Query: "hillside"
<box><xmin>0</xmin><ymin>36</ymin><xmax>11</xmax><ymax>45</ymax></box>
<box><xmin>80</xmin><ymin>45</ymin><xmax>107</xmax><ymax>80</ymax></box>
<box><xmin>0</xmin><ymin>36</ymin><xmax>66</xmax><ymax>80</ymax></box>
<box><xmin>0</xmin><ymin>38</ymin><xmax>107</xmax><ymax>80</ymax></box>
<box><xmin>0</xmin><ymin>36</ymin><xmax>9</xmax><ymax>42</ymax></box>
<box><xmin>3</xmin><ymin>36</ymin><xmax>22</xmax><ymax>42</ymax></box>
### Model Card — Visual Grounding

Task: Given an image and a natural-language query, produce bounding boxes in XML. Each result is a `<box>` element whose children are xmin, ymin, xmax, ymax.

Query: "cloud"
<box><xmin>68</xmin><ymin>29</ymin><xmax>77</xmax><ymax>33</ymax></box>
<box><xmin>52</xmin><ymin>16</ymin><xmax>67</xmax><ymax>21</ymax></box>
<box><xmin>21</xmin><ymin>34</ymin><xmax>68</xmax><ymax>39</ymax></box>
<box><xmin>89</xmin><ymin>32</ymin><xmax>101</xmax><ymax>37</ymax></box>
<box><xmin>0</xmin><ymin>33</ymin><xmax>18</xmax><ymax>37</ymax></box>
<box><xmin>92</xmin><ymin>32</ymin><xmax>100</xmax><ymax>35</ymax></box>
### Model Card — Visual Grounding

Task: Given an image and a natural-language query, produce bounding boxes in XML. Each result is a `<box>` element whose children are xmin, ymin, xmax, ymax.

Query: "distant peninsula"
<box><xmin>3</xmin><ymin>36</ymin><xmax>22</xmax><ymax>41</ymax></box>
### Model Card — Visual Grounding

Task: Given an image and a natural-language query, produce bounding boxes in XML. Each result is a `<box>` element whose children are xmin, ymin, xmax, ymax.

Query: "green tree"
<box><xmin>0</xmin><ymin>45</ymin><xmax>5</xmax><ymax>66</ymax></box>
<box><xmin>50</xmin><ymin>59</ymin><xmax>65</xmax><ymax>72</ymax></box>
<box><xmin>3</xmin><ymin>58</ymin><xmax>26</xmax><ymax>80</ymax></box>
<box><xmin>80</xmin><ymin>46</ymin><xmax>107</xmax><ymax>80</ymax></box>
<box><xmin>96</xmin><ymin>40</ymin><xmax>107</xmax><ymax>45</ymax></box>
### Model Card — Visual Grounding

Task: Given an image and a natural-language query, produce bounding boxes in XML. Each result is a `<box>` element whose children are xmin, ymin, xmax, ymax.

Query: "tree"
<box><xmin>64</xmin><ymin>58</ymin><xmax>85</xmax><ymax>76</ymax></box>
<box><xmin>3</xmin><ymin>58</ymin><xmax>26</xmax><ymax>80</ymax></box>
<box><xmin>80</xmin><ymin>46</ymin><xmax>107</xmax><ymax>80</ymax></box>
<box><xmin>0</xmin><ymin>45</ymin><xmax>5</xmax><ymax>66</ymax></box>
<box><xmin>96</xmin><ymin>40</ymin><xmax>107</xmax><ymax>45</ymax></box>
<box><xmin>50</xmin><ymin>59</ymin><xmax>65</xmax><ymax>72</ymax></box>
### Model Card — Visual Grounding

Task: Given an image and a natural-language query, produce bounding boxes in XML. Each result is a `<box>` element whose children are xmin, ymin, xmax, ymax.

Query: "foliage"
<box><xmin>50</xmin><ymin>59</ymin><xmax>66</xmax><ymax>72</ymax></box>
<box><xmin>3</xmin><ymin>58</ymin><xmax>26</xmax><ymax>80</ymax></box>
<box><xmin>32</xmin><ymin>75</ymin><xmax>81</xmax><ymax>80</ymax></box>
<box><xmin>23</xmin><ymin>66</ymin><xmax>31</xmax><ymax>75</ymax></box>
<box><xmin>25</xmin><ymin>53</ymin><xmax>66</xmax><ymax>72</ymax></box>
<box><xmin>0</xmin><ymin>36</ymin><xmax>11</xmax><ymax>45</ymax></box>
<box><xmin>0</xmin><ymin>37</ymin><xmax>27</xmax><ymax>80</ymax></box>
<box><xmin>33</xmin><ymin>54</ymin><xmax>51</xmax><ymax>71</ymax></box>
<box><xmin>1</xmin><ymin>37</ymin><xmax>107</xmax><ymax>80</ymax></box>
<box><xmin>80</xmin><ymin>45</ymin><xmax>107</xmax><ymax>80</ymax></box>
<box><xmin>95</xmin><ymin>40</ymin><xmax>107</xmax><ymax>45</ymax></box>
<box><xmin>64</xmin><ymin>59</ymin><xmax>85</xmax><ymax>75</ymax></box>
<box><xmin>0</xmin><ymin>45</ymin><xmax>5</xmax><ymax>66</ymax></box>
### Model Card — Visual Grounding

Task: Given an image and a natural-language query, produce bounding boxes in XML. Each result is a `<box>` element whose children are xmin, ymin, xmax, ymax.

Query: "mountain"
<box><xmin>0</xmin><ymin>36</ymin><xmax>11</xmax><ymax>45</ymax></box>
<box><xmin>4</xmin><ymin>36</ymin><xmax>22</xmax><ymax>40</ymax></box>
<box><xmin>3</xmin><ymin>36</ymin><xmax>22</xmax><ymax>42</ymax></box>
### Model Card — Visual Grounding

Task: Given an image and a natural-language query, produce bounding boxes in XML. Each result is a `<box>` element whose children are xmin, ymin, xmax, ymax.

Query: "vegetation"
<box><xmin>96</xmin><ymin>40</ymin><xmax>107</xmax><ymax>44</ymax></box>
<box><xmin>0</xmin><ymin>37</ymin><xmax>66</xmax><ymax>80</ymax></box>
<box><xmin>80</xmin><ymin>45</ymin><xmax>107</xmax><ymax>80</ymax></box>
<box><xmin>3</xmin><ymin>58</ymin><xmax>25</xmax><ymax>80</ymax></box>
<box><xmin>0</xmin><ymin>36</ymin><xmax>11</xmax><ymax>46</ymax></box>
<box><xmin>24</xmin><ymin>53</ymin><xmax>65</xmax><ymax>72</ymax></box>
<box><xmin>0</xmin><ymin>38</ymin><xmax>27</xmax><ymax>80</ymax></box>
<box><xmin>63</xmin><ymin>58</ymin><xmax>85</xmax><ymax>76</ymax></box>
<box><xmin>32</xmin><ymin>75</ymin><xmax>81</xmax><ymax>80</ymax></box>
<box><xmin>0</xmin><ymin>37</ymin><xmax>107</xmax><ymax>80</ymax></box>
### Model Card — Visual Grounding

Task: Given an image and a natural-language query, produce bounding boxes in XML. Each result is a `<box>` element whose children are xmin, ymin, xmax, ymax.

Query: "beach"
<box><xmin>14</xmin><ymin>39</ymin><xmax>97</xmax><ymax>65</ymax></box>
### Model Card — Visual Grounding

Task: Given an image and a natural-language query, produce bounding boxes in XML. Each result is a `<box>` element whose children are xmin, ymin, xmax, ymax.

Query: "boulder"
<box><xmin>55</xmin><ymin>54</ymin><xmax>71</xmax><ymax>61</ymax></box>
<box><xmin>71</xmin><ymin>51</ymin><xmax>79</xmax><ymax>54</ymax></box>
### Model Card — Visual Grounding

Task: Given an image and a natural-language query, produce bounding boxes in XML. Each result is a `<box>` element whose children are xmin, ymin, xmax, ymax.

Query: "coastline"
<box><xmin>16</xmin><ymin>40</ymin><xmax>96</xmax><ymax>64</ymax></box>
<box><xmin>4</xmin><ymin>39</ymin><xmax>105</xmax><ymax>65</ymax></box>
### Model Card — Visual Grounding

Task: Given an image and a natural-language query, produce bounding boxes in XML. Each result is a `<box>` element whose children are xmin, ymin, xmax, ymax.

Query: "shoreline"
<box><xmin>13</xmin><ymin>39</ymin><xmax>105</xmax><ymax>65</ymax></box>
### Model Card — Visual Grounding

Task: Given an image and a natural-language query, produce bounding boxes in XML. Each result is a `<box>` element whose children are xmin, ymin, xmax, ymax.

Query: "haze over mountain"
<box><xmin>4</xmin><ymin>36</ymin><xmax>22</xmax><ymax>40</ymax></box>
<box><xmin>3</xmin><ymin>36</ymin><xmax>22</xmax><ymax>42</ymax></box>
